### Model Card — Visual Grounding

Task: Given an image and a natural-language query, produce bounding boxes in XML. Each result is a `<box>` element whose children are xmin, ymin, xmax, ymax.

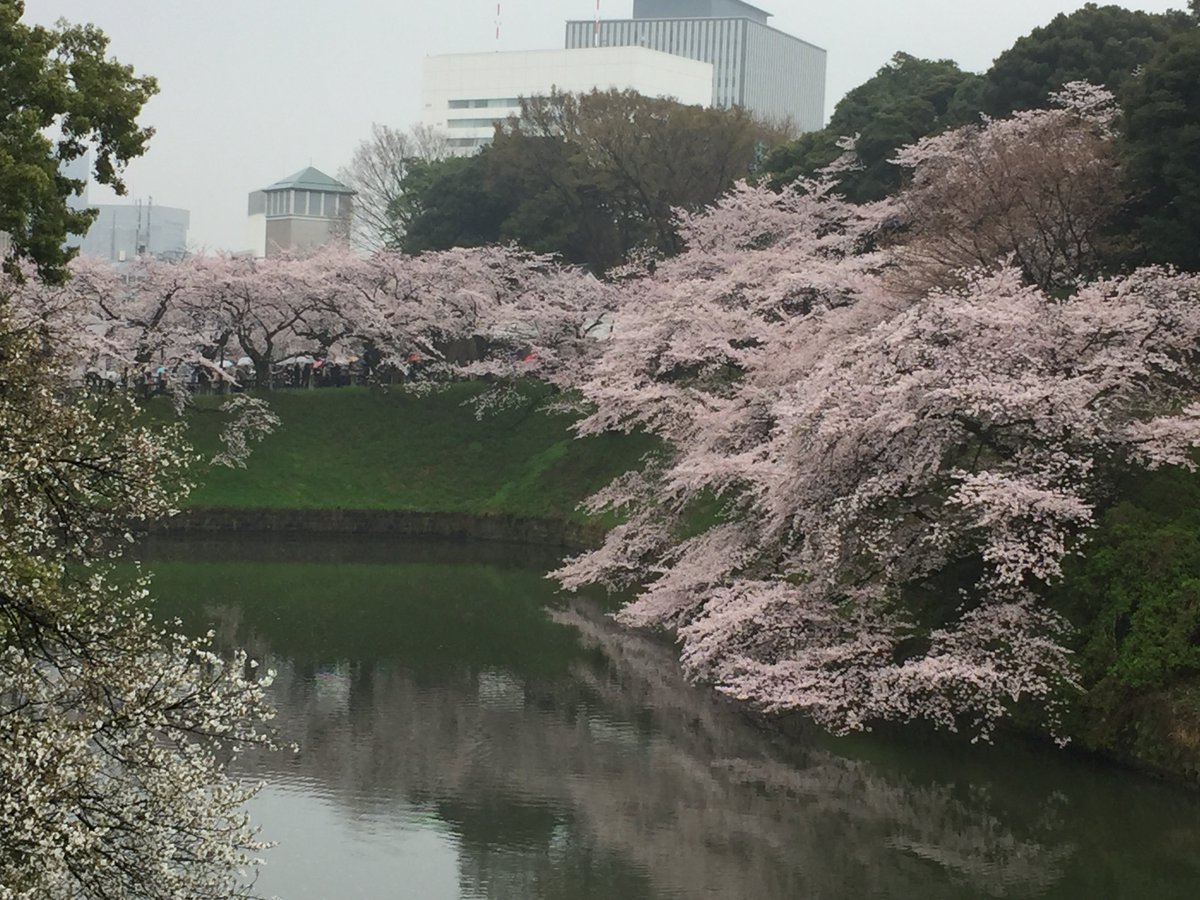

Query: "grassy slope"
<box><xmin>180</xmin><ymin>383</ymin><xmax>655</xmax><ymax>523</ymax></box>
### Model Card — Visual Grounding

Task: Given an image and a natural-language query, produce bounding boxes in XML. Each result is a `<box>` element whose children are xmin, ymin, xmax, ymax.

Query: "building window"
<box><xmin>449</xmin><ymin>97</ymin><xmax>519</xmax><ymax>110</ymax></box>
<box><xmin>447</xmin><ymin>117</ymin><xmax>508</xmax><ymax>128</ymax></box>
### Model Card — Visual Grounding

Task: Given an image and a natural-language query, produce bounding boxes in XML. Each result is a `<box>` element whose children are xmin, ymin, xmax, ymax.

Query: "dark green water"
<box><xmin>144</xmin><ymin>536</ymin><xmax>1200</xmax><ymax>900</ymax></box>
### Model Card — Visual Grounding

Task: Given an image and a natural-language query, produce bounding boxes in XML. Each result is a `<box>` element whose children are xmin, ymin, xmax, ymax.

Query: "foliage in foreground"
<box><xmin>0</xmin><ymin>296</ymin><xmax>276</xmax><ymax>896</ymax></box>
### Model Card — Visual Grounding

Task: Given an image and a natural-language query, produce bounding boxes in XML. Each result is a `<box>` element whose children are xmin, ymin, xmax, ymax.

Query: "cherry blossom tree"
<box><xmin>35</xmin><ymin>244</ymin><xmax>609</xmax><ymax>398</ymax></box>
<box><xmin>888</xmin><ymin>82</ymin><xmax>1125</xmax><ymax>297</ymax></box>
<box><xmin>0</xmin><ymin>287</ymin><xmax>278</xmax><ymax>898</ymax></box>
<box><xmin>556</xmin><ymin>130</ymin><xmax>1200</xmax><ymax>741</ymax></box>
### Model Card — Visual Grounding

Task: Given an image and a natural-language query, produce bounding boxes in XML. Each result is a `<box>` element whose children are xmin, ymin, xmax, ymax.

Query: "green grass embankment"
<box><xmin>178</xmin><ymin>383</ymin><xmax>656</xmax><ymax>524</ymax></box>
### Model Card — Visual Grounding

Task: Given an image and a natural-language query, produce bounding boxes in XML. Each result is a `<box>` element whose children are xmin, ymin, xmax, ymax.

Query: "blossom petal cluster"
<box><xmin>0</xmin><ymin>297</ymin><xmax>277</xmax><ymax>897</ymax></box>
<box><xmin>557</xmin><ymin>102</ymin><xmax>1200</xmax><ymax>741</ymax></box>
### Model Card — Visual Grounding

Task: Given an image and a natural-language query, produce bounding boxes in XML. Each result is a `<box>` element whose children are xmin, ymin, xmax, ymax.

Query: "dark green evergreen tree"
<box><xmin>1120</xmin><ymin>26</ymin><xmax>1200</xmax><ymax>271</ymax></box>
<box><xmin>762</xmin><ymin>52</ymin><xmax>983</xmax><ymax>202</ymax></box>
<box><xmin>0</xmin><ymin>1</ymin><xmax>157</xmax><ymax>281</ymax></box>
<box><xmin>393</xmin><ymin>89</ymin><xmax>772</xmax><ymax>271</ymax></box>
<box><xmin>981</xmin><ymin>3</ymin><xmax>1192</xmax><ymax>117</ymax></box>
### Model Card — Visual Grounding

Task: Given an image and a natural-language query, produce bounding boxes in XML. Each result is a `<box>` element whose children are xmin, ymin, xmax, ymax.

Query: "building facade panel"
<box><xmin>633</xmin><ymin>0</ymin><xmax>771</xmax><ymax>25</ymax></box>
<box><xmin>265</xmin><ymin>216</ymin><xmax>348</xmax><ymax>258</ymax></box>
<box><xmin>741</xmin><ymin>21</ymin><xmax>825</xmax><ymax>127</ymax></box>
<box><xmin>566</xmin><ymin>13</ymin><xmax>825</xmax><ymax>131</ymax></box>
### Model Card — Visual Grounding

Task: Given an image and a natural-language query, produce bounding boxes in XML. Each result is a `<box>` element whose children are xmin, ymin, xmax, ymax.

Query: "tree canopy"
<box><xmin>764</xmin><ymin>53</ymin><xmax>983</xmax><ymax>202</ymax></box>
<box><xmin>392</xmin><ymin>153</ymin><xmax>511</xmax><ymax>256</ymax></box>
<box><xmin>890</xmin><ymin>82</ymin><xmax>1124</xmax><ymax>295</ymax></box>
<box><xmin>1120</xmin><ymin>26</ymin><xmax>1200</xmax><ymax>271</ymax></box>
<box><xmin>395</xmin><ymin>89</ymin><xmax>776</xmax><ymax>272</ymax></box>
<box><xmin>336</xmin><ymin>122</ymin><xmax>447</xmax><ymax>251</ymax></box>
<box><xmin>981</xmin><ymin>3</ymin><xmax>1193</xmax><ymax>117</ymax></box>
<box><xmin>554</xmin><ymin>103</ymin><xmax>1200</xmax><ymax>742</ymax></box>
<box><xmin>0</xmin><ymin>1</ymin><xmax>157</xmax><ymax>281</ymax></box>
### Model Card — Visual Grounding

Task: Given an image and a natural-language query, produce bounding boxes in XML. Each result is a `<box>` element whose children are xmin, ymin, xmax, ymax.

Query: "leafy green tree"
<box><xmin>981</xmin><ymin>3</ymin><xmax>1192</xmax><ymax>117</ymax></box>
<box><xmin>0</xmin><ymin>1</ymin><xmax>157</xmax><ymax>281</ymax></box>
<box><xmin>1054</xmin><ymin>467</ymin><xmax>1200</xmax><ymax>770</ymax></box>
<box><xmin>395</xmin><ymin>122</ymin><xmax>624</xmax><ymax>270</ymax></box>
<box><xmin>337</xmin><ymin>123</ymin><xmax>448</xmax><ymax>251</ymax></box>
<box><xmin>396</xmin><ymin>90</ymin><xmax>773</xmax><ymax>271</ymax></box>
<box><xmin>481</xmin><ymin>123</ymin><xmax>629</xmax><ymax>272</ymax></box>
<box><xmin>1120</xmin><ymin>27</ymin><xmax>1200</xmax><ymax>271</ymax></box>
<box><xmin>0</xmin><ymin>280</ymin><xmax>279</xmax><ymax>897</ymax></box>
<box><xmin>394</xmin><ymin>154</ymin><xmax>511</xmax><ymax>255</ymax></box>
<box><xmin>763</xmin><ymin>53</ymin><xmax>983</xmax><ymax>201</ymax></box>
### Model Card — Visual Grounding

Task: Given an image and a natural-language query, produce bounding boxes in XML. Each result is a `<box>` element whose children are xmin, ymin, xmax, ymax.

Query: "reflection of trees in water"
<box><xmin>203</xmin><ymin>597</ymin><xmax>1088</xmax><ymax>900</ymax></box>
<box><xmin>551</xmin><ymin>602</ymin><xmax>1072</xmax><ymax>899</ymax></box>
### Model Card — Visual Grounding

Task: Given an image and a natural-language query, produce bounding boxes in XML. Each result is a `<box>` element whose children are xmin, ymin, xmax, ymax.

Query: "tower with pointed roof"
<box><xmin>246</xmin><ymin>166</ymin><xmax>355</xmax><ymax>259</ymax></box>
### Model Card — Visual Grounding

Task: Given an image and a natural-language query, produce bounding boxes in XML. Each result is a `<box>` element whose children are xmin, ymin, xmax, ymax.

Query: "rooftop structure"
<box><xmin>633</xmin><ymin>0</ymin><xmax>771</xmax><ymax>24</ymax></box>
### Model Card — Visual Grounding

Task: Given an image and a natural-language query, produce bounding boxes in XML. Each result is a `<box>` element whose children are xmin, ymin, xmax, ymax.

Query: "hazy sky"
<box><xmin>23</xmin><ymin>1</ymin><xmax>1186</xmax><ymax>252</ymax></box>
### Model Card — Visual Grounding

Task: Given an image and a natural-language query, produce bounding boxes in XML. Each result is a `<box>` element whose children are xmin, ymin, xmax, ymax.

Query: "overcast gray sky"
<box><xmin>23</xmin><ymin>1</ymin><xmax>1187</xmax><ymax>252</ymax></box>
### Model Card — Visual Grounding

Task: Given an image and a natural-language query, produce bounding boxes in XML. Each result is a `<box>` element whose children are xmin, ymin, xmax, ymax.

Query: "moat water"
<box><xmin>144</xmin><ymin>535</ymin><xmax>1200</xmax><ymax>900</ymax></box>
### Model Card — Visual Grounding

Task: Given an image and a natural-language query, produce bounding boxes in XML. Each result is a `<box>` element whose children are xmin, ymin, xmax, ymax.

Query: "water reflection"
<box><xmin>145</xmin><ymin>538</ymin><xmax>1200</xmax><ymax>900</ymax></box>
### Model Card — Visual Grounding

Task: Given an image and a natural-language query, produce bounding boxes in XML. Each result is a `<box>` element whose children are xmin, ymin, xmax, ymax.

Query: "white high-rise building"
<box><xmin>421</xmin><ymin>46</ymin><xmax>714</xmax><ymax>156</ymax></box>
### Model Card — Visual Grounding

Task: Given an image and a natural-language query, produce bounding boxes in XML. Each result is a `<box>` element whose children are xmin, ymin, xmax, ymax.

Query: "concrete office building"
<box><xmin>565</xmin><ymin>0</ymin><xmax>825</xmax><ymax>131</ymax></box>
<box><xmin>57</xmin><ymin>153</ymin><xmax>191</xmax><ymax>263</ymax></box>
<box><xmin>247</xmin><ymin>167</ymin><xmax>355</xmax><ymax>259</ymax></box>
<box><xmin>422</xmin><ymin>46</ymin><xmax>714</xmax><ymax>155</ymax></box>
<box><xmin>67</xmin><ymin>202</ymin><xmax>191</xmax><ymax>263</ymax></box>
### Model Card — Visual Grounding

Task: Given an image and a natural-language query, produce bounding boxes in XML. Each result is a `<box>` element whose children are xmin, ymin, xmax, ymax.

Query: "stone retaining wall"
<box><xmin>147</xmin><ymin>507</ymin><xmax>605</xmax><ymax>551</ymax></box>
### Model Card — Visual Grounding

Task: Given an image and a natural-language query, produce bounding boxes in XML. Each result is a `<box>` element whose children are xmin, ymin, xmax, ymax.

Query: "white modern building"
<box><xmin>566</xmin><ymin>0</ymin><xmax>826</xmax><ymax>131</ymax></box>
<box><xmin>421</xmin><ymin>46</ymin><xmax>714</xmax><ymax>155</ymax></box>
